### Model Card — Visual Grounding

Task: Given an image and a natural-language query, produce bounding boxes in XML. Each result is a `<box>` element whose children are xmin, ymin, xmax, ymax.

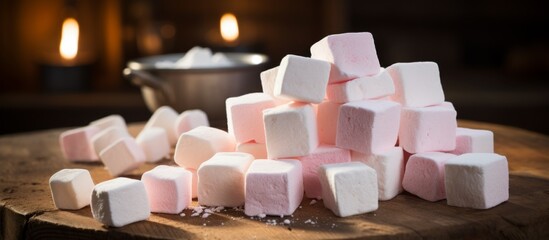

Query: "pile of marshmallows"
<box><xmin>50</xmin><ymin>32</ymin><xmax>509</xmax><ymax>228</ymax></box>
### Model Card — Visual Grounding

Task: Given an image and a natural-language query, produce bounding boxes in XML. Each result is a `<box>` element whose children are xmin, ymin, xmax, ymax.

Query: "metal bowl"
<box><xmin>124</xmin><ymin>52</ymin><xmax>269</xmax><ymax>122</ymax></box>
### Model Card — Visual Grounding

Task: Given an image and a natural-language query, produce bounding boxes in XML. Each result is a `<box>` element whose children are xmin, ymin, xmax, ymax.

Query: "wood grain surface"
<box><xmin>1</xmin><ymin>120</ymin><xmax>548</xmax><ymax>239</ymax></box>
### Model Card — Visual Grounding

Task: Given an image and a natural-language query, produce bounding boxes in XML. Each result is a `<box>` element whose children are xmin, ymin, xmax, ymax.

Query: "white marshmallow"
<box><xmin>319</xmin><ymin>162</ymin><xmax>378</xmax><ymax>217</ymax></box>
<box><xmin>263</xmin><ymin>102</ymin><xmax>318</xmax><ymax>159</ymax></box>
<box><xmin>386</xmin><ymin>62</ymin><xmax>445</xmax><ymax>107</ymax></box>
<box><xmin>448</xmin><ymin>128</ymin><xmax>494</xmax><ymax>155</ymax></box>
<box><xmin>89</xmin><ymin>115</ymin><xmax>127</xmax><ymax>132</ymax></box>
<box><xmin>211</xmin><ymin>52</ymin><xmax>233</xmax><ymax>67</ymax></box>
<box><xmin>91</xmin><ymin>177</ymin><xmax>150</xmax><ymax>227</ymax></box>
<box><xmin>274</xmin><ymin>54</ymin><xmax>331</xmax><ymax>103</ymax></box>
<box><xmin>174</xmin><ymin>109</ymin><xmax>209</xmax><ymax>136</ymax></box>
<box><xmin>260</xmin><ymin>66</ymin><xmax>279</xmax><ymax>97</ymax></box>
<box><xmin>49</xmin><ymin>169</ymin><xmax>95</xmax><ymax>210</ymax></box>
<box><xmin>91</xmin><ymin>126</ymin><xmax>131</xmax><ymax>156</ymax></box>
<box><xmin>99</xmin><ymin>137</ymin><xmax>146</xmax><ymax>177</ymax></box>
<box><xmin>143</xmin><ymin>106</ymin><xmax>179</xmax><ymax>146</ymax></box>
<box><xmin>244</xmin><ymin>159</ymin><xmax>303</xmax><ymax>216</ymax></box>
<box><xmin>326</xmin><ymin>68</ymin><xmax>395</xmax><ymax>103</ymax></box>
<box><xmin>187</xmin><ymin>168</ymin><xmax>198</xmax><ymax>198</ymax></box>
<box><xmin>236</xmin><ymin>141</ymin><xmax>268</xmax><ymax>159</ymax></box>
<box><xmin>174</xmin><ymin>126</ymin><xmax>236</xmax><ymax>169</ymax></box>
<box><xmin>445</xmin><ymin>153</ymin><xmax>509</xmax><ymax>209</ymax></box>
<box><xmin>176</xmin><ymin>46</ymin><xmax>213</xmax><ymax>68</ymax></box>
<box><xmin>141</xmin><ymin>165</ymin><xmax>192</xmax><ymax>214</ymax></box>
<box><xmin>352</xmin><ymin>147</ymin><xmax>405</xmax><ymax>201</ymax></box>
<box><xmin>136</xmin><ymin>127</ymin><xmax>170</xmax><ymax>163</ymax></box>
<box><xmin>197</xmin><ymin>152</ymin><xmax>254</xmax><ymax>207</ymax></box>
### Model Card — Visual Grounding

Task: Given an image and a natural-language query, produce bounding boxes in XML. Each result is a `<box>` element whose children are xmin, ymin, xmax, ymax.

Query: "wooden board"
<box><xmin>1</xmin><ymin>120</ymin><xmax>548</xmax><ymax>239</ymax></box>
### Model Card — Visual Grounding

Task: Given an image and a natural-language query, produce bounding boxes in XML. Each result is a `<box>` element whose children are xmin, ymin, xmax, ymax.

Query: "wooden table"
<box><xmin>1</xmin><ymin>120</ymin><xmax>548</xmax><ymax>239</ymax></box>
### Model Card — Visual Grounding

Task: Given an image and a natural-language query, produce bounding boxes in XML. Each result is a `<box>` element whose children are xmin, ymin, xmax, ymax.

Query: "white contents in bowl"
<box><xmin>155</xmin><ymin>46</ymin><xmax>234</xmax><ymax>68</ymax></box>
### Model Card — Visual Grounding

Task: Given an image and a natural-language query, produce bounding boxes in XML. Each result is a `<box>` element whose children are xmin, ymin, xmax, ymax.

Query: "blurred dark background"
<box><xmin>1</xmin><ymin>0</ymin><xmax>548</xmax><ymax>135</ymax></box>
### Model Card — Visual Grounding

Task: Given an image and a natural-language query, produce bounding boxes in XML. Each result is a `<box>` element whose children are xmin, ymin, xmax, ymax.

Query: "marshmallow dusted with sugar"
<box><xmin>399</xmin><ymin>104</ymin><xmax>457</xmax><ymax>153</ymax></box>
<box><xmin>59</xmin><ymin>126</ymin><xmax>101</xmax><ymax>162</ymax></box>
<box><xmin>311</xmin><ymin>32</ymin><xmax>381</xmax><ymax>83</ymax></box>
<box><xmin>326</xmin><ymin>68</ymin><xmax>395</xmax><ymax>103</ymax></box>
<box><xmin>91</xmin><ymin>126</ymin><xmax>131</xmax><ymax>156</ymax></box>
<box><xmin>198</xmin><ymin>152</ymin><xmax>254</xmax><ymax>207</ymax></box>
<box><xmin>448</xmin><ymin>128</ymin><xmax>494</xmax><ymax>155</ymax></box>
<box><xmin>274</xmin><ymin>54</ymin><xmax>331</xmax><ymax>103</ymax></box>
<box><xmin>49</xmin><ymin>169</ymin><xmax>95</xmax><ymax>210</ymax></box>
<box><xmin>245</xmin><ymin>159</ymin><xmax>303</xmax><ymax>217</ymax></box>
<box><xmin>353</xmin><ymin>147</ymin><xmax>405</xmax><ymax>201</ymax></box>
<box><xmin>263</xmin><ymin>102</ymin><xmax>318</xmax><ymax>159</ymax></box>
<box><xmin>226</xmin><ymin>93</ymin><xmax>276</xmax><ymax>143</ymax></box>
<box><xmin>175</xmin><ymin>109</ymin><xmax>209</xmax><ymax>136</ymax></box>
<box><xmin>91</xmin><ymin>177</ymin><xmax>150</xmax><ymax>227</ymax></box>
<box><xmin>142</xmin><ymin>106</ymin><xmax>179</xmax><ymax>146</ymax></box>
<box><xmin>174</xmin><ymin>126</ymin><xmax>236</xmax><ymax>169</ymax></box>
<box><xmin>136</xmin><ymin>127</ymin><xmax>170</xmax><ymax>163</ymax></box>
<box><xmin>445</xmin><ymin>153</ymin><xmax>509</xmax><ymax>209</ymax></box>
<box><xmin>141</xmin><ymin>165</ymin><xmax>192</xmax><ymax>214</ymax></box>
<box><xmin>99</xmin><ymin>137</ymin><xmax>146</xmax><ymax>177</ymax></box>
<box><xmin>319</xmin><ymin>162</ymin><xmax>378</xmax><ymax>217</ymax></box>
<box><xmin>297</xmin><ymin>145</ymin><xmax>351</xmax><ymax>199</ymax></box>
<box><xmin>387</xmin><ymin>62</ymin><xmax>445</xmax><ymax>107</ymax></box>
<box><xmin>89</xmin><ymin>114</ymin><xmax>127</xmax><ymax>132</ymax></box>
<box><xmin>402</xmin><ymin>152</ymin><xmax>456</xmax><ymax>202</ymax></box>
<box><xmin>336</xmin><ymin>100</ymin><xmax>401</xmax><ymax>155</ymax></box>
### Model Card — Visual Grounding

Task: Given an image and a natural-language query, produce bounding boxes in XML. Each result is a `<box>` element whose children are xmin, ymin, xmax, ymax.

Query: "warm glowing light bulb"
<box><xmin>59</xmin><ymin>17</ymin><xmax>79</xmax><ymax>60</ymax></box>
<box><xmin>220</xmin><ymin>13</ymin><xmax>239</xmax><ymax>43</ymax></box>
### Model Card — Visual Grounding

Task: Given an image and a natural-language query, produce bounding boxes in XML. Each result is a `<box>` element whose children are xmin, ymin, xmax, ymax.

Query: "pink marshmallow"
<box><xmin>336</xmin><ymin>100</ymin><xmax>401</xmax><ymax>154</ymax></box>
<box><xmin>174</xmin><ymin>126</ymin><xmax>236</xmax><ymax>169</ymax></box>
<box><xmin>59</xmin><ymin>126</ymin><xmax>100</xmax><ymax>162</ymax></box>
<box><xmin>402</xmin><ymin>152</ymin><xmax>456</xmax><ymax>202</ymax></box>
<box><xmin>311</xmin><ymin>32</ymin><xmax>380</xmax><ymax>83</ymax></box>
<box><xmin>175</xmin><ymin>109</ymin><xmax>209</xmax><ymax>136</ymax></box>
<box><xmin>236</xmin><ymin>141</ymin><xmax>268</xmax><ymax>159</ymax></box>
<box><xmin>141</xmin><ymin>165</ymin><xmax>192</xmax><ymax>214</ymax></box>
<box><xmin>448</xmin><ymin>128</ymin><xmax>494</xmax><ymax>155</ymax></box>
<box><xmin>317</xmin><ymin>101</ymin><xmax>341</xmax><ymax>145</ymax></box>
<box><xmin>386</xmin><ymin>62</ymin><xmax>445</xmax><ymax>107</ymax></box>
<box><xmin>399</xmin><ymin>104</ymin><xmax>457</xmax><ymax>153</ymax></box>
<box><xmin>187</xmin><ymin>168</ymin><xmax>198</xmax><ymax>198</ymax></box>
<box><xmin>99</xmin><ymin>137</ymin><xmax>146</xmax><ymax>177</ymax></box>
<box><xmin>326</xmin><ymin>68</ymin><xmax>395</xmax><ymax>103</ymax></box>
<box><xmin>143</xmin><ymin>106</ymin><xmax>179</xmax><ymax>145</ymax></box>
<box><xmin>89</xmin><ymin>115</ymin><xmax>127</xmax><ymax>132</ymax></box>
<box><xmin>445</xmin><ymin>153</ymin><xmax>509</xmax><ymax>209</ymax></box>
<box><xmin>352</xmin><ymin>147</ymin><xmax>405</xmax><ymax>201</ymax></box>
<box><xmin>226</xmin><ymin>93</ymin><xmax>276</xmax><ymax>143</ymax></box>
<box><xmin>244</xmin><ymin>159</ymin><xmax>303</xmax><ymax>216</ymax></box>
<box><xmin>297</xmin><ymin>145</ymin><xmax>351</xmax><ymax>199</ymax></box>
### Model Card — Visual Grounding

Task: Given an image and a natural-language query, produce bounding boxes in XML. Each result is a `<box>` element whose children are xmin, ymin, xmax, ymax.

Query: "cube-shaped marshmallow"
<box><xmin>136</xmin><ymin>127</ymin><xmax>170</xmax><ymax>163</ymax></box>
<box><xmin>336</xmin><ymin>100</ymin><xmax>401</xmax><ymax>154</ymax></box>
<box><xmin>319</xmin><ymin>162</ymin><xmax>378</xmax><ymax>217</ymax></box>
<box><xmin>449</xmin><ymin>128</ymin><xmax>494</xmax><ymax>155</ymax></box>
<box><xmin>59</xmin><ymin>126</ymin><xmax>100</xmax><ymax>162</ymax></box>
<box><xmin>263</xmin><ymin>103</ymin><xmax>318</xmax><ymax>159</ymax></box>
<box><xmin>386</xmin><ymin>62</ymin><xmax>445</xmax><ymax>107</ymax></box>
<box><xmin>187</xmin><ymin>168</ymin><xmax>198</xmax><ymax>198</ymax></box>
<box><xmin>311</xmin><ymin>32</ymin><xmax>381</xmax><ymax>83</ymax></box>
<box><xmin>399</xmin><ymin>105</ymin><xmax>457</xmax><ymax>153</ymax></box>
<box><xmin>402</xmin><ymin>152</ymin><xmax>456</xmax><ymax>202</ymax></box>
<box><xmin>274</xmin><ymin>54</ymin><xmax>330</xmax><ymax>103</ymax></box>
<box><xmin>326</xmin><ymin>68</ymin><xmax>395</xmax><ymax>103</ymax></box>
<box><xmin>226</xmin><ymin>93</ymin><xmax>276</xmax><ymax>143</ymax></box>
<box><xmin>91</xmin><ymin>177</ymin><xmax>150</xmax><ymax>227</ymax></box>
<box><xmin>90</xmin><ymin>114</ymin><xmax>127</xmax><ymax>132</ymax></box>
<box><xmin>174</xmin><ymin>126</ymin><xmax>236</xmax><ymax>169</ymax></box>
<box><xmin>91</xmin><ymin>126</ymin><xmax>131</xmax><ymax>155</ymax></box>
<box><xmin>260</xmin><ymin>66</ymin><xmax>279</xmax><ymax>97</ymax></box>
<box><xmin>352</xmin><ymin>147</ymin><xmax>405</xmax><ymax>201</ymax></box>
<box><xmin>99</xmin><ymin>137</ymin><xmax>146</xmax><ymax>177</ymax></box>
<box><xmin>49</xmin><ymin>169</ymin><xmax>95</xmax><ymax>210</ymax></box>
<box><xmin>245</xmin><ymin>159</ymin><xmax>303</xmax><ymax>216</ymax></box>
<box><xmin>317</xmin><ymin>101</ymin><xmax>341</xmax><ymax>145</ymax></box>
<box><xmin>237</xmin><ymin>141</ymin><xmax>267</xmax><ymax>159</ymax></box>
<box><xmin>175</xmin><ymin>109</ymin><xmax>209</xmax><ymax>136</ymax></box>
<box><xmin>143</xmin><ymin>106</ymin><xmax>179</xmax><ymax>145</ymax></box>
<box><xmin>141</xmin><ymin>165</ymin><xmax>192</xmax><ymax>214</ymax></box>
<box><xmin>297</xmin><ymin>145</ymin><xmax>351</xmax><ymax>199</ymax></box>
<box><xmin>445</xmin><ymin>153</ymin><xmax>509</xmax><ymax>209</ymax></box>
<box><xmin>197</xmin><ymin>152</ymin><xmax>254</xmax><ymax>207</ymax></box>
